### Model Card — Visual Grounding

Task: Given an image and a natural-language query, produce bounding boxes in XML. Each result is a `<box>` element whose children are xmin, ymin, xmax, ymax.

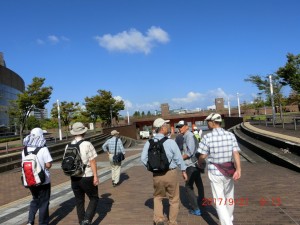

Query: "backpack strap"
<box><xmin>114</xmin><ymin>137</ymin><xmax>119</xmax><ymax>156</ymax></box>
<box><xmin>24</xmin><ymin>146</ymin><xmax>42</xmax><ymax>156</ymax></box>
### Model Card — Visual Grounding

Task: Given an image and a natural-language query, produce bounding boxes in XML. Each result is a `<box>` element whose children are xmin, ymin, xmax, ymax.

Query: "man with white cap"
<box><xmin>141</xmin><ymin>118</ymin><xmax>187</xmax><ymax>225</ymax></box>
<box><xmin>176</xmin><ymin>120</ymin><xmax>204</xmax><ymax>216</ymax></box>
<box><xmin>69</xmin><ymin>122</ymin><xmax>99</xmax><ymax>225</ymax></box>
<box><xmin>102</xmin><ymin>129</ymin><xmax>125</xmax><ymax>187</ymax></box>
<box><xmin>22</xmin><ymin>127</ymin><xmax>53</xmax><ymax>225</ymax></box>
<box><xmin>197</xmin><ymin>113</ymin><xmax>241</xmax><ymax>225</ymax></box>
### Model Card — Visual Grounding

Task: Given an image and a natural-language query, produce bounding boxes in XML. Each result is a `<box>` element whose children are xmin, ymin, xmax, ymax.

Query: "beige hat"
<box><xmin>70</xmin><ymin>122</ymin><xmax>88</xmax><ymax>135</ymax></box>
<box><xmin>153</xmin><ymin>118</ymin><xmax>170</xmax><ymax>128</ymax></box>
<box><xmin>111</xmin><ymin>130</ymin><xmax>119</xmax><ymax>135</ymax></box>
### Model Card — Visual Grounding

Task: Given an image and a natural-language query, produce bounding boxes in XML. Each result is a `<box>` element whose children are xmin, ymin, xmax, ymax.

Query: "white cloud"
<box><xmin>48</xmin><ymin>35</ymin><xmax>59</xmax><ymax>44</ymax></box>
<box><xmin>36</xmin><ymin>35</ymin><xmax>70</xmax><ymax>45</ymax></box>
<box><xmin>94</xmin><ymin>26</ymin><xmax>170</xmax><ymax>54</ymax></box>
<box><xmin>36</xmin><ymin>39</ymin><xmax>45</xmax><ymax>45</ymax></box>
<box><xmin>172</xmin><ymin>91</ymin><xmax>203</xmax><ymax>104</ymax></box>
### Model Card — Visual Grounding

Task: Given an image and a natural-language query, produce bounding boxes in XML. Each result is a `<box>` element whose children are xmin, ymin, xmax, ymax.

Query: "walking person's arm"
<box><xmin>232</xmin><ymin>151</ymin><xmax>241</xmax><ymax>181</ymax></box>
<box><xmin>90</xmin><ymin>158</ymin><xmax>99</xmax><ymax>186</ymax></box>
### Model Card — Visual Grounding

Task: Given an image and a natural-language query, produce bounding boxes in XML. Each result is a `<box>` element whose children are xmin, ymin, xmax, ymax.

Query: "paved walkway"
<box><xmin>0</xmin><ymin>125</ymin><xmax>300</xmax><ymax>225</ymax></box>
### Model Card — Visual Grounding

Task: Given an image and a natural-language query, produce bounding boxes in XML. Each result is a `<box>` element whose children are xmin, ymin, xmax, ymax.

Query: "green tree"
<box><xmin>244</xmin><ymin>74</ymin><xmax>286</xmax><ymax>119</ymax></box>
<box><xmin>8</xmin><ymin>77</ymin><xmax>52</xmax><ymax>140</ymax></box>
<box><xmin>51</xmin><ymin>101</ymin><xmax>80</xmax><ymax>130</ymax></box>
<box><xmin>27</xmin><ymin>115</ymin><xmax>41</xmax><ymax>130</ymax></box>
<box><xmin>277</xmin><ymin>53</ymin><xmax>300</xmax><ymax>93</ymax></box>
<box><xmin>84</xmin><ymin>90</ymin><xmax>125</xmax><ymax>126</ymax></box>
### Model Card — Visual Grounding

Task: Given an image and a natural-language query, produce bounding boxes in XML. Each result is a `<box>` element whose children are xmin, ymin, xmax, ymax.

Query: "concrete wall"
<box><xmin>102</xmin><ymin>124</ymin><xmax>138</xmax><ymax>139</ymax></box>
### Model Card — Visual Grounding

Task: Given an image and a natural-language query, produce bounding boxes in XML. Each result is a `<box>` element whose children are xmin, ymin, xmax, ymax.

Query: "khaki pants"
<box><xmin>109</xmin><ymin>154</ymin><xmax>122</xmax><ymax>184</ymax></box>
<box><xmin>153</xmin><ymin>169</ymin><xmax>179</xmax><ymax>225</ymax></box>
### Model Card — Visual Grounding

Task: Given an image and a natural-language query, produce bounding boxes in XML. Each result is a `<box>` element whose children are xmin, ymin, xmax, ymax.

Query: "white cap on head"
<box><xmin>153</xmin><ymin>118</ymin><xmax>170</xmax><ymax>128</ymax></box>
<box><xmin>30</xmin><ymin>128</ymin><xmax>44</xmax><ymax>137</ymax></box>
<box><xmin>205</xmin><ymin>113</ymin><xmax>222</xmax><ymax>122</ymax></box>
<box><xmin>176</xmin><ymin>120</ymin><xmax>188</xmax><ymax>128</ymax></box>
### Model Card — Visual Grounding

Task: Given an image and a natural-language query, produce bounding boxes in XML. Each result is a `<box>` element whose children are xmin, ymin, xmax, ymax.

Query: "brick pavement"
<box><xmin>0</xmin><ymin>128</ymin><xmax>300</xmax><ymax>225</ymax></box>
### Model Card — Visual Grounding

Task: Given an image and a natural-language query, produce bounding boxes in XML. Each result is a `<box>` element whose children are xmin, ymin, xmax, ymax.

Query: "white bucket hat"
<box><xmin>70</xmin><ymin>122</ymin><xmax>88</xmax><ymax>135</ymax></box>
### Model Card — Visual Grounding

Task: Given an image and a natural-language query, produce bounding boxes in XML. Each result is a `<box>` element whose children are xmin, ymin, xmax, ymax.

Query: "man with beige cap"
<box><xmin>102</xmin><ymin>129</ymin><xmax>125</xmax><ymax>187</ymax></box>
<box><xmin>68</xmin><ymin>122</ymin><xmax>99</xmax><ymax>225</ymax></box>
<box><xmin>141</xmin><ymin>118</ymin><xmax>187</xmax><ymax>225</ymax></box>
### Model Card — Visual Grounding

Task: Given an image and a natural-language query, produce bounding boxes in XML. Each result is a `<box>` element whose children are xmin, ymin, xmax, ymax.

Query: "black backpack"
<box><xmin>61</xmin><ymin>140</ymin><xmax>86</xmax><ymax>176</ymax></box>
<box><xmin>147</xmin><ymin>137</ymin><xmax>170</xmax><ymax>173</ymax></box>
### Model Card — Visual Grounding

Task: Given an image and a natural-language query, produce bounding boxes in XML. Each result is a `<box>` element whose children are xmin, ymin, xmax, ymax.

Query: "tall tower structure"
<box><xmin>215</xmin><ymin>98</ymin><xmax>224</xmax><ymax>111</ymax></box>
<box><xmin>161</xmin><ymin>103</ymin><xmax>170</xmax><ymax>117</ymax></box>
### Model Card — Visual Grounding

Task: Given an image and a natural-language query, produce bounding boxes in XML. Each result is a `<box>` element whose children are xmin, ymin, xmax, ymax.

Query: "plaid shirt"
<box><xmin>102</xmin><ymin>136</ymin><xmax>125</xmax><ymax>155</ymax></box>
<box><xmin>198</xmin><ymin>128</ymin><xmax>240</xmax><ymax>176</ymax></box>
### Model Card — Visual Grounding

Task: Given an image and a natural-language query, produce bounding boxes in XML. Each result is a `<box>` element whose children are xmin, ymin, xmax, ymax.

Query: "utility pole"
<box><xmin>237</xmin><ymin>93</ymin><xmax>241</xmax><ymax>117</ymax></box>
<box><xmin>269</xmin><ymin>75</ymin><xmax>276</xmax><ymax>127</ymax></box>
<box><xmin>57</xmin><ymin>100</ymin><xmax>62</xmax><ymax>140</ymax></box>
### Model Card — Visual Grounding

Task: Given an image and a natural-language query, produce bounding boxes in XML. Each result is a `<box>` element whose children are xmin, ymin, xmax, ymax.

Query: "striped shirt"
<box><xmin>197</xmin><ymin>128</ymin><xmax>240</xmax><ymax>176</ymax></box>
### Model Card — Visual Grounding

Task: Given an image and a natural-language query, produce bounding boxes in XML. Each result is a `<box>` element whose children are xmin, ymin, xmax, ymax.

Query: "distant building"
<box><xmin>0</xmin><ymin>53</ymin><xmax>25</xmax><ymax>127</ymax></box>
<box><xmin>29</xmin><ymin>108</ymin><xmax>48</xmax><ymax>120</ymax></box>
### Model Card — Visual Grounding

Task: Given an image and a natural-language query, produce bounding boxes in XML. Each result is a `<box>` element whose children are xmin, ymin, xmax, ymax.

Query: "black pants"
<box><xmin>28</xmin><ymin>183</ymin><xmax>51</xmax><ymax>225</ymax></box>
<box><xmin>71</xmin><ymin>176</ymin><xmax>99</xmax><ymax>224</ymax></box>
<box><xmin>185</xmin><ymin>166</ymin><xmax>204</xmax><ymax>210</ymax></box>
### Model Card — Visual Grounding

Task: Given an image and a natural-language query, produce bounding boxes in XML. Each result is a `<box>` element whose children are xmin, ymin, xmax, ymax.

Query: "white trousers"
<box><xmin>109</xmin><ymin>154</ymin><xmax>122</xmax><ymax>184</ymax></box>
<box><xmin>208</xmin><ymin>172</ymin><xmax>234</xmax><ymax>225</ymax></box>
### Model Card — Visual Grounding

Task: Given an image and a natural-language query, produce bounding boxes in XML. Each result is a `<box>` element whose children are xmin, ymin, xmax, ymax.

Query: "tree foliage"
<box><xmin>277</xmin><ymin>53</ymin><xmax>300</xmax><ymax>93</ymax></box>
<box><xmin>51</xmin><ymin>101</ymin><xmax>80</xmax><ymax>129</ymax></box>
<box><xmin>8</xmin><ymin>77</ymin><xmax>52</xmax><ymax>139</ymax></box>
<box><xmin>244</xmin><ymin>74</ymin><xmax>286</xmax><ymax>107</ymax></box>
<box><xmin>84</xmin><ymin>90</ymin><xmax>125</xmax><ymax>126</ymax></box>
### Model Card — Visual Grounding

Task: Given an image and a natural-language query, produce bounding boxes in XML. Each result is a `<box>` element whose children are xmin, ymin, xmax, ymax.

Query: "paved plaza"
<box><xmin>0</xmin><ymin>125</ymin><xmax>300</xmax><ymax>225</ymax></box>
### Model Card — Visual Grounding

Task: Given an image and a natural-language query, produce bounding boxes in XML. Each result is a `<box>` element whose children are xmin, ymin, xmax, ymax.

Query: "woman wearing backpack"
<box><xmin>69</xmin><ymin>122</ymin><xmax>99</xmax><ymax>225</ymax></box>
<box><xmin>22</xmin><ymin>127</ymin><xmax>53</xmax><ymax>225</ymax></box>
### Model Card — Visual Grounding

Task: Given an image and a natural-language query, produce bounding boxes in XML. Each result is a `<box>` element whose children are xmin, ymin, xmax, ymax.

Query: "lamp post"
<box><xmin>57</xmin><ymin>99</ymin><xmax>62</xmax><ymax>141</ymax></box>
<box><xmin>269</xmin><ymin>75</ymin><xmax>276</xmax><ymax>127</ymax></box>
<box><xmin>227</xmin><ymin>97</ymin><xmax>231</xmax><ymax>117</ymax></box>
<box><xmin>110</xmin><ymin>105</ymin><xmax>113</xmax><ymax>127</ymax></box>
<box><xmin>237</xmin><ymin>93</ymin><xmax>241</xmax><ymax>117</ymax></box>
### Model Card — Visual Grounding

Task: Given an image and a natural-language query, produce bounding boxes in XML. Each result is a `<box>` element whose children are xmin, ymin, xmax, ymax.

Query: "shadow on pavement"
<box><xmin>49</xmin><ymin>197</ymin><xmax>76</xmax><ymax>225</ymax></box>
<box><xmin>93</xmin><ymin>193</ymin><xmax>114</xmax><ymax>225</ymax></box>
<box><xmin>180</xmin><ymin>186</ymin><xmax>219</xmax><ymax>225</ymax></box>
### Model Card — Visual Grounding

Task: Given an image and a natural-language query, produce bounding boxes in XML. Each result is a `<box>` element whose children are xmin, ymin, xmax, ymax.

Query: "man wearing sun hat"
<box><xmin>141</xmin><ymin>118</ymin><xmax>187</xmax><ymax>225</ymax></box>
<box><xmin>102</xmin><ymin>129</ymin><xmax>125</xmax><ymax>187</ymax></box>
<box><xmin>69</xmin><ymin>122</ymin><xmax>99</xmax><ymax>225</ymax></box>
<box><xmin>197</xmin><ymin>113</ymin><xmax>241</xmax><ymax>225</ymax></box>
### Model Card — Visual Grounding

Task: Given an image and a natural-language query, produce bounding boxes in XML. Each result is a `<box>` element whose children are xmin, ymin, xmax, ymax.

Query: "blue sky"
<box><xmin>1</xmin><ymin>0</ymin><xmax>300</xmax><ymax>116</ymax></box>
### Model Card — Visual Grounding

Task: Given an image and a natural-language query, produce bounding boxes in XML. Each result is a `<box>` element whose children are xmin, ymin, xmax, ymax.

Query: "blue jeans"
<box><xmin>185</xmin><ymin>166</ymin><xmax>204</xmax><ymax>210</ymax></box>
<box><xmin>28</xmin><ymin>183</ymin><xmax>51</xmax><ymax>225</ymax></box>
<box><xmin>71</xmin><ymin>176</ymin><xmax>99</xmax><ymax>224</ymax></box>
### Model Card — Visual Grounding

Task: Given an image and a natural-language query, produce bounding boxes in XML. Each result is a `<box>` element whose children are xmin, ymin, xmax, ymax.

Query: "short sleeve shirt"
<box><xmin>198</xmin><ymin>128</ymin><xmax>240</xmax><ymax>176</ymax></box>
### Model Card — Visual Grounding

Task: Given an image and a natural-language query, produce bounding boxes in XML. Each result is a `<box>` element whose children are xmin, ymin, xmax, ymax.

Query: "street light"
<box><xmin>269</xmin><ymin>75</ymin><xmax>276</xmax><ymax>127</ymax></box>
<box><xmin>57</xmin><ymin>99</ymin><xmax>62</xmax><ymax>141</ymax></box>
<box><xmin>227</xmin><ymin>97</ymin><xmax>231</xmax><ymax>117</ymax></box>
<box><xmin>237</xmin><ymin>93</ymin><xmax>241</xmax><ymax>117</ymax></box>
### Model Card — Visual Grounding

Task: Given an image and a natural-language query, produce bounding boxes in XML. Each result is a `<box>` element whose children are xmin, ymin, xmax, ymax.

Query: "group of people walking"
<box><xmin>141</xmin><ymin>113</ymin><xmax>241</xmax><ymax>225</ymax></box>
<box><xmin>22</xmin><ymin>122</ymin><xmax>125</xmax><ymax>225</ymax></box>
<box><xmin>22</xmin><ymin>112</ymin><xmax>241</xmax><ymax>225</ymax></box>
